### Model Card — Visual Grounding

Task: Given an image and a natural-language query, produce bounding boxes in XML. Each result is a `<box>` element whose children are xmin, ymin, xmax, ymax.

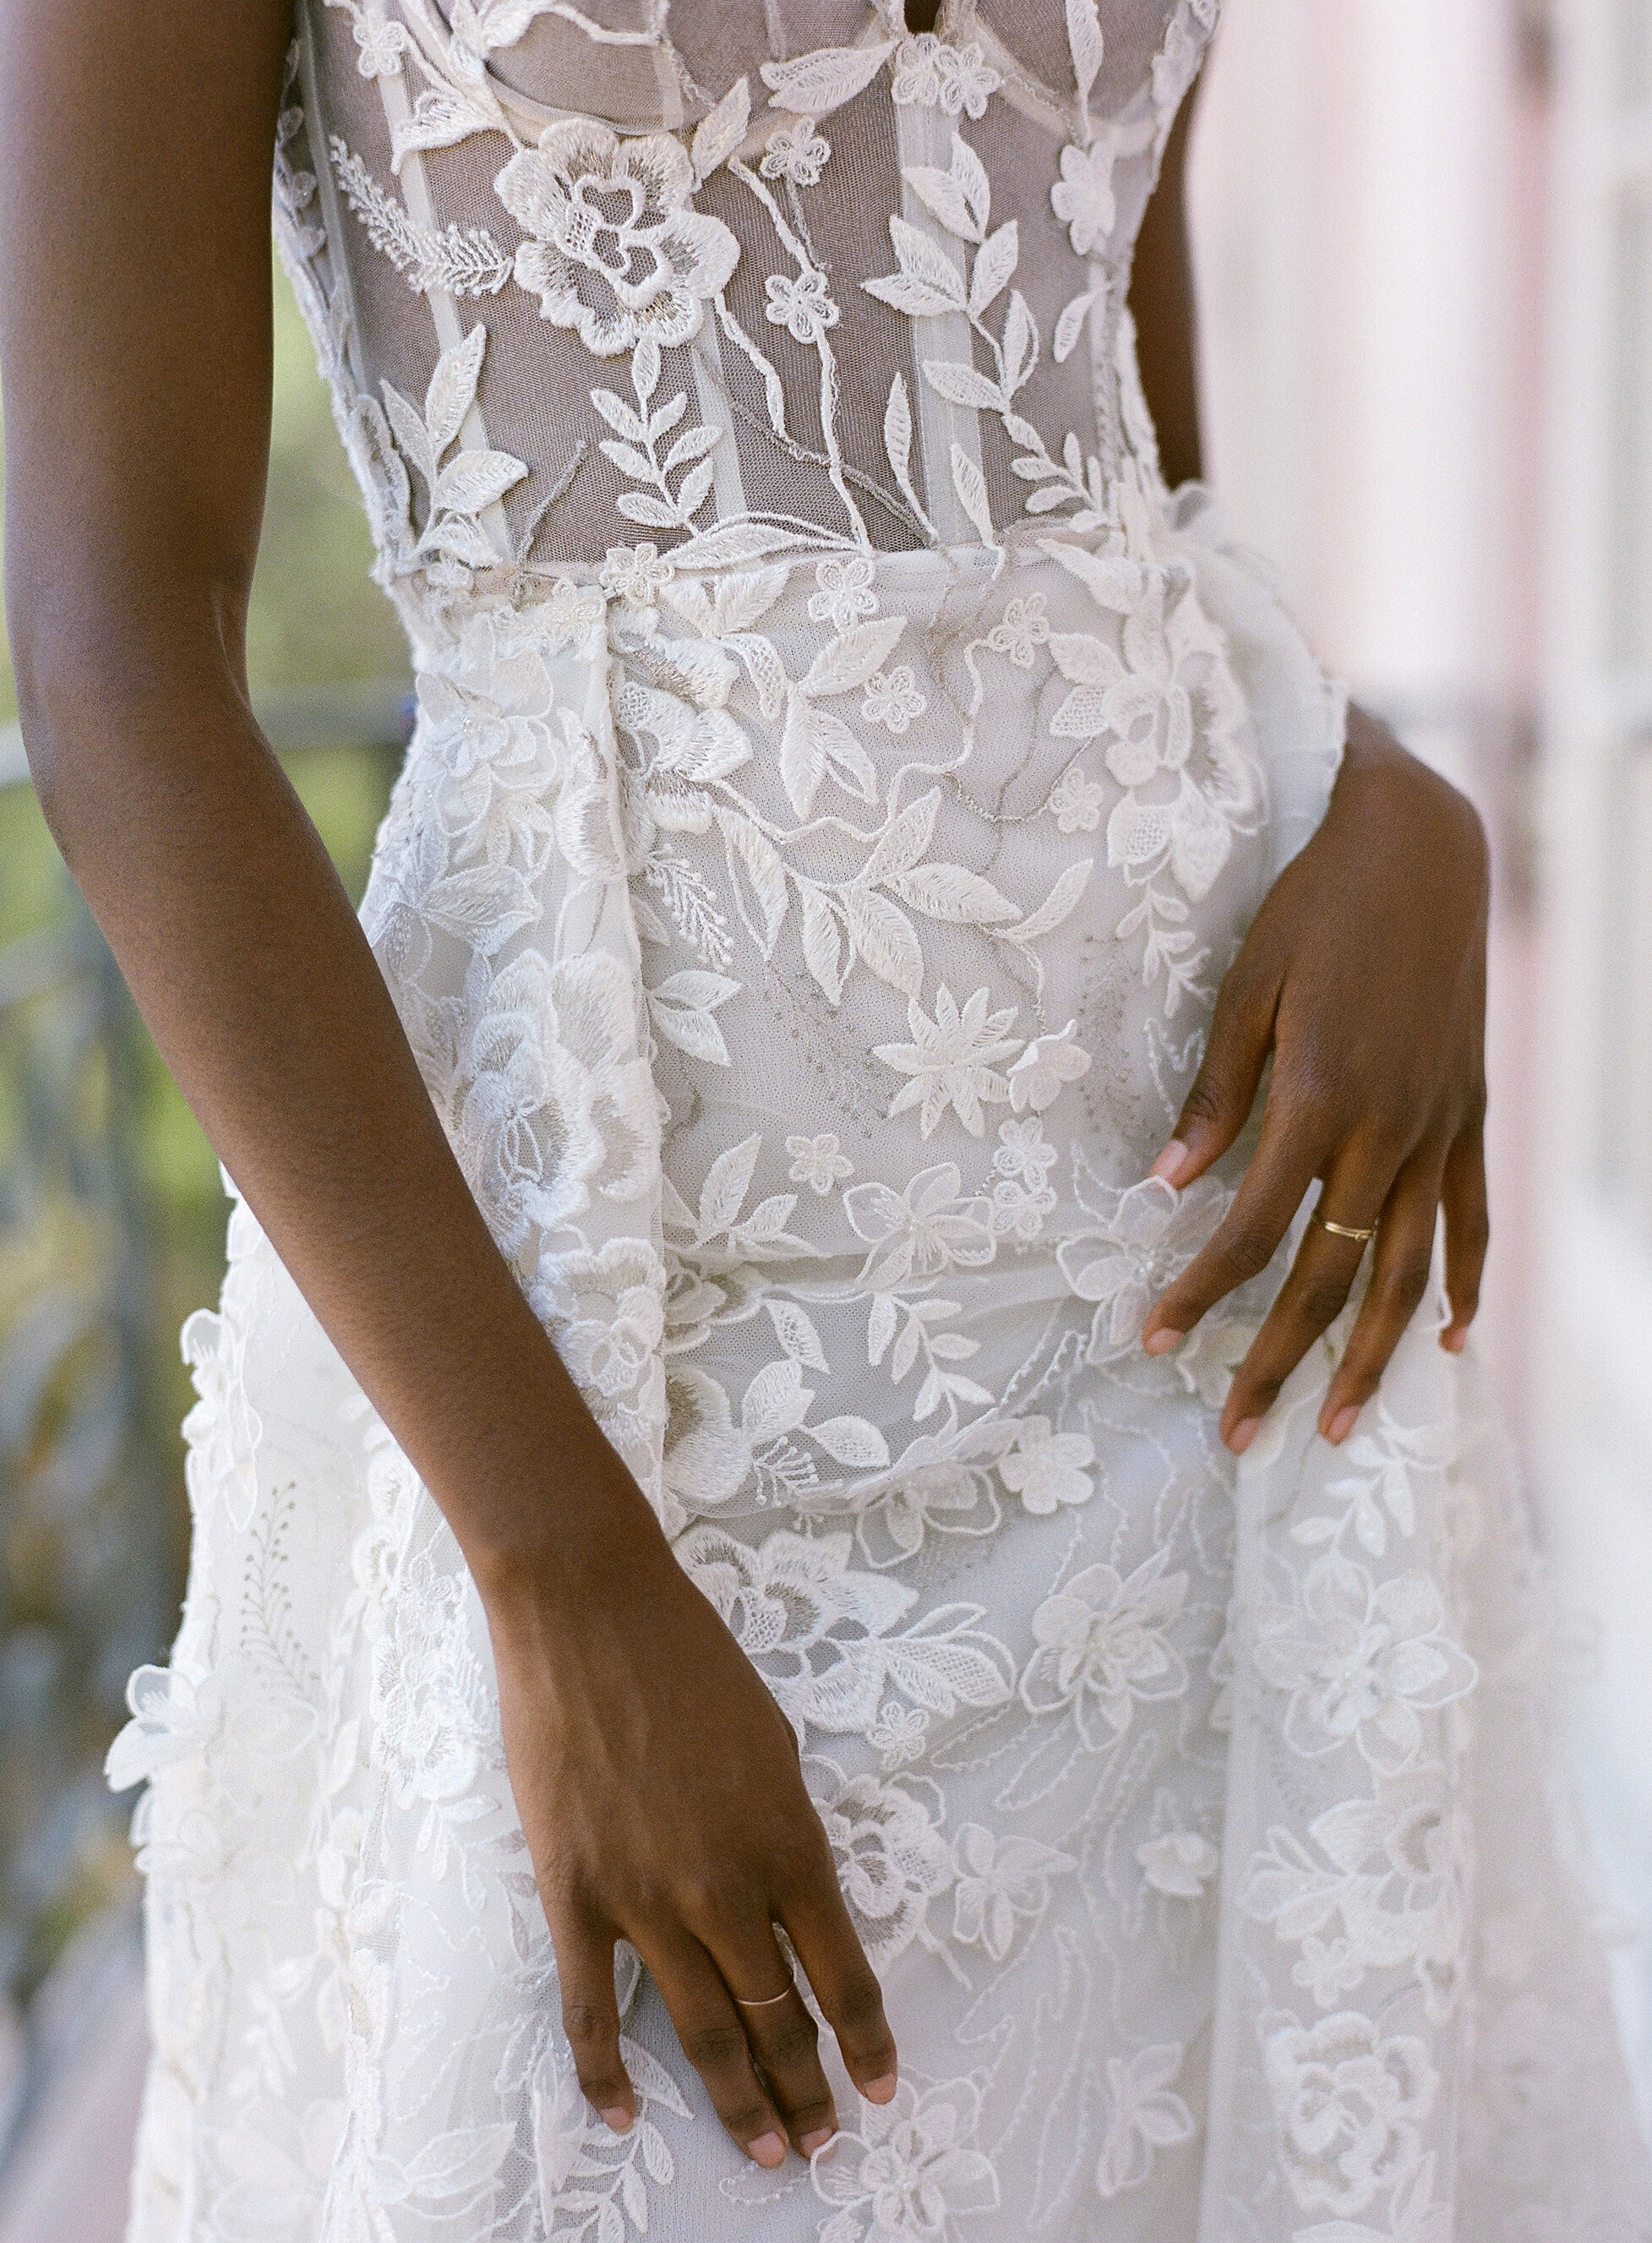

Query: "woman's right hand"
<box><xmin>477</xmin><ymin>1458</ymin><xmax>898</xmax><ymax>2170</ymax></box>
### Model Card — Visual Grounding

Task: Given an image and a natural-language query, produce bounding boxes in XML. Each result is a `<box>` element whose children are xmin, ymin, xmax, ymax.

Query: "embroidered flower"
<box><xmin>984</xmin><ymin>594</ymin><xmax>1050</xmax><ymax>668</ymax></box>
<box><xmin>844</xmin><ymin>1165</ymin><xmax>996</xmax><ymax>1291</ymax></box>
<box><xmin>765</xmin><ymin>267</ymin><xmax>840</xmax><ymax>344</ymax></box>
<box><xmin>1050</xmin><ymin>120</ymin><xmax>1155</xmax><ymax>259</ymax></box>
<box><xmin>875</xmin><ymin>985</ymin><xmax>1022</xmax><ymax>1138</ymax></box>
<box><xmin>862</xmin><ymin>664</ymin><xmax>926</xmax><ymax>734</ymax></box>
<box><xmin>787</xmin><ymin>1131</ymin><xmax>855</xmax><ymax>1194</ymax></box>
<box><xmin>811</xmin><ymin>2076</ymin><xmax>1000</xmax><ymax>2233</ymax></box>
<box><xmin>868</xmin><ymin>1701</ymin><xmax>930</xmax><ymax>1769</ymax></box>
<box><xmin>988</xmin><ymin>1174</ymin><xmax>1056</xmax><ymax>1241</ymax></box>
<box><xmin>761</xmin><ymin>117</ymin><xmax>832</xmax><ymax>187</ymax></box>
<box><xmin>950</xmin><ymin>1823</ymin><xmax>1077</xmax><ymax>1962</ymax></box>
<box><xmin>1096</xmin><ymin>2044</ymin><xmax>1196</xmax><ymax>2197</ymax></box>
<box><xmin>414</xmin><ymin>613</ymin><xmax>559</xmax><ymax>805</ymax></box>
<box><xmin>1252</xmin><ymin>1556</ymin><xmax>1479</xmax><ymax>1775</ymax></box>
<box><xmin>1262</xmin><ymin>2010</ymin><xmax>1438</xmax><ymax>2217</ymax></box>
<box><xmin>345</xmin><ymin>5</ymin><xmax>410</xmax><ymax>77</ymax></box>
<box><xmin>495</xmin><ymin>119</ymin><xmax>739</xmax><ymax>357</ymax></box>
<box><xmin>1020</xmin><ymin>1547</ymin><xmax>1189</xmax><ymax>1747</ymax></box>
<box><xmin>997</xmin><ymin>1422</ymin><xmax>1095</xmax><ymax>1515</ymax></box>
<box><xmin>809</xmin><ymin>554</ymin><xmax>879</xmax><ymax>630</ymax></box>
<box><xmin>537</xmin><ymin>576</ymin><xmax>608</xmax><ymax>656</ymax></box>
<box><xmin>1048</xmin><ymin>762</ymin><xmax>1105</xmax><ymax>833</ymax></box>
<box><xmin>812</xmin><ymin>1763</ymin><xmax>953</xmax><ymax>1969</ymax></box>
<box><xmin>1006</xmin><ymin>1020</ymin><xmax>1092</xmax><ymax>1114</ymax></box>
<box><xmin>532</xmin><ymin>1236</ymin><xmax>668</xmax><ymax>1454</ymax></box>
<box><xmin>891</xmin><ymin>35</ymin><xmax>1002</xmax><ymax>119</ymax></box>
<box><xmin>1056</xmin><ymin>1161</ymin><xmax>1230</xmax><ymax>1363</ymax></box>
<box><xmin>991</xmin><ymin>1117</ymin><xmax>1057</xmax><ymax>1190</ymax></box>
<box><xmin>1138</xmin><ymin>1829</ymin><xmax>1219</xmax><ymax>1898</ymax></box>
<box><xmin>599</xmin><ymin>541</ymin><xmax>674</xmax><ymax>611</ymax></box>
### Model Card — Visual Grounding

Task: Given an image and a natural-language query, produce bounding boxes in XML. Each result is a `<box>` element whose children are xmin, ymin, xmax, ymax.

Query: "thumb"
<box><xmin>1153</xmin><ymin>960</ymin><xmax>1275</xmax><ymax>1188</ymax></box>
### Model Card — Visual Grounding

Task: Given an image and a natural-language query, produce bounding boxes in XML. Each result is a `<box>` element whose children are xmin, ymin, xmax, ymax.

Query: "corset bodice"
<box><xmin>275</xmin><ymin>0</ymin><xmax>1219</xmax><ymax>614</ymax></box>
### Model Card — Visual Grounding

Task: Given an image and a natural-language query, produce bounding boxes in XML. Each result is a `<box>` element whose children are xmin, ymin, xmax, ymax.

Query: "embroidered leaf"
<box><xmin>950</xmin><ymin>443</ymin><xmax>996</xmax><ymax>550</ymax></box>
<box><xmin>1049</xmin><ymin>685</ymin><xmax>1109</xmax><ymax>737</ymax></box>
<box><xmin>615</xmin><ymin>492</ymin><xmax>688</xmax><ymax>529</ymax></box>
<box><xmin>922</xmin><ymin>358</ymin><xmax>1006</xmax><ymax>414</ymax></box>
<box><xmin>867</xmin><ymin>1291</ymin><xmax>898</xmax><ymax>1366</ymax></box>
<box><xmin>1066</xmin><ymin>0</ymin><xmax>1104</xmax><ymax>116</ymax></box>
<box><xmin>424</xmin><ymin>324</ymin><xmax>487</xmax><ymax>456</ymax></box>
<box><xmin>741</xmin><ymin>1357</ymin><xmax>811</xmax><ymax>1439</ymax></box>
<box><xmin>647</xmin><ymin>391</ymin><xmax>688</xmax><ymax>442</ymax></box>
<box><xmin>841</xmin><ymin>886</ymin><xmax>923</xmax><ymax>996</ymax></box>
<box><xmin>1038</xmin><ymin>538</ymin><xmax>1153</xmax><ymax>612</ymax></box>
<box><xmin>1001</xmin><ymin>288</ymin><xmax>1037</xmax><ymax>393</ymax></box>
<box><xmin>968</xmin><ymin>221</ymin><xmax>1018</xmax><ymax>319</ymax></box>
<box><xmin>590</xmin><ymin>388</ymin><xmax>646</xmax><ymax>443</ymax></box>
<box><xmin>862</xmin><ymin>789</ymin><xmax>940</xmax><ymax>887</ymax></box>
<box><xmin>760</xmin><ymin>41</ymin><xmax>895</xmax><ymax>117</ymax></box>
<box><xmin>952</xmin><ymin>134</ymin><xmax>991</xmax><ymax>235</ymax></box>
<box><xmin>390</xmin><ymin>87</ymin><xmax>494</xmax><ymax>172</ymax></box>
<box><xmin>1005</xmin><ymin>858</ymin><xmax>1093</xmax><ymax>945</ymax></box>
<box><xmin>619</xmin><ymin>2038</ymin><xmax>694</xmax><ymax>2120</ymax></box>
<box><xmin>698</xmin><ymin>1133</ymin><xmax>763</xmax><ymax>1238</ymax></box>
<box><xmin>380</xmin><ymin>380</ymin><xmax>437</xmax><ymax>490</ymax></box>
<box><xmin>884</xmin><ymin>373</ymin><xmax>914</xmax><ymax>487</ymax></box>
<box><xmin>668</xmin><ymin>521</ymin><xmax>800</xmax><ymax>568</ymax></box>
<box><xmin>673</xmin><ymin>456</ymin><xmax>717</xmax><ymax>520</ymax></box>
<box><xmin>727</xmin><ymin>632</ymin><xmax>788</xmax><ymax>721</ymax></box>
<box><xmin>799</xmin><ymin>886</ymin><xmax>847</xmax><ymax>1003</ymax></box>
<box><xmin>632</xmin><ymin>336</ymin><xmax>661</xmax><ymax>405</ymax></box>
<box><xmin>716</xmin><ymin>807</ymin><xmax>789</xmax><ymax>951</ymax></box>
<box><xmin>887</xmin><ymin>864</ymin><xmax>1020</xmax><ymax>925</ymax></box>
<box><xmin>799</xmin><ymin>615</ymin><xmax>908</xmax><ymax>697</ymax></box>
<box><xmin>864</xmin><ymin>271</ymin><xmax>962</xmax><ymax>320</ymax></box>
<box><xmin>599</xmin><ymin>439</ymin><xmax>659</xmax><ymax>483</ymax></box>
<box><xmin>815</xmin><ymin>708</ymin><xmax>879</xmax><ymax>805</ymax></box>
<box><xmin>780</xmin><ymin>692</ymin><xmax>826</xmax><ymax>818</ymax></box>
<box><xmin>766</xmin><ymin>1298</ymin><xmax>829</xmax><ymax>1371</ymax></box>
<box><xmin>1048</xmin><ymin>630</ymin><xmax>1116</xmax><ymax>685</ymax></box>
<box><xmin>904</xmin><ymin>162</ymin><xmax>982</xmax><ymax>245</ymax></box>
<box><xmin>330</xmin><ymin>139</ymin><xmax>511</xmax><ymax>296</ymax></box>
<box><xmin>691</xmin><ymin>74</ymin><xmax>751</xmax><ymax>183</ymax></box>
<box><xmin>417</xmin><ymin>512</ymin><xmax>496</xmax><ymax>566</ymax></box>
<box><xmin>810</xmin><ymin>1415</ymin><xmax>891</xmax><ymax>1468</ymax></box>
<box><xmin>663</xmin><ymin>423</ymin><xmax>722</xmax><ymax>472</ymax></box>
<box><xmin>431</xmin><ymin>448</ymin><xmax>527</xmax><ymax>515</ymax></box>
<box><xmin>712</xmin><ymin>565</ymin><xmax>789</xmax><ymax>636</ymax></box>
<box><xmin>1053</xmin><ymin>287</ymin><xmax>1099</xmax><ymax>364</ymax></box>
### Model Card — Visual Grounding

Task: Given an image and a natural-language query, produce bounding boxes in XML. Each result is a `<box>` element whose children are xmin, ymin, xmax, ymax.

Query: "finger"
<box><xmin>779</xmin><ymin>1856</ymin><xmax>897</xmax><ymax>2107</ymax></box>
<box><xmin>646</xmin><ymin>1931</ymin><xmax>790</xmax><ymax>2169</ymax></box>
<box><xmin>1216</xmin><ymin>1132</ymin><xmax>1398</xmax><ymax>1449</ymax></box>
<box><xmin>553</xmin><ymin>1907</ymin><xmax>635</xmax><ymax>2133</ymax></box>
<box><xmin>1319</xmin><ymin>1140</ymin><xmax>1449</xmax><ymax>1442</ymax></box>
<box><xmin>1142</xmin><ymin>1092</ymin><xmax>1329</xmax><ymax>1352</ymax></box>
<box><xmin>1439</xmin><ymin>1122</ymin><xmax>1488</xmax><ymax>1352</ymax></box>
<box><xmin>1151</xmin><ymin>947</ymin><xmax>1279</xmax><ymax>1189</ymax></box>
<box><xmin>714</xmin><ymin>1922</ymin><xmax>837</xmax><ymax>2157</ymax></box>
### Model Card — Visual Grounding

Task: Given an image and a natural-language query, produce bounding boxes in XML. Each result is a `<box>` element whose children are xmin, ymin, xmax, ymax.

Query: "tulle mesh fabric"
<box><xmin>112</xmin><ymin>4</ymin><xmax>1652</xmax><ymax>2238</ymax></box>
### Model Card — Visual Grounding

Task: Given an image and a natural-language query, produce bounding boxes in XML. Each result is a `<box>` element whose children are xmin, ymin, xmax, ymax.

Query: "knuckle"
<box><xmin>1180</xmin><ymin>1068</ymin><xmax>1235</xmax><ymax>1129</ymax></box>
<box><xmin>719</xmin><ymin>2096</ymin><xmax>773</xmax><ymax>2137</ymax></box>
<box><xmin>1295</xmin><ymin>1272</ymin><xmax>1355</xmax><ymax>1330</ymax></box>
<box><xmin>561</xmin><ymin>1998</ymin><xmax>614</xmax><ymax>2048</ymax></box>
<box><xmin>760</xmin><ymin>2013</ymin><xmax>821</xmax><ymax>2069</ymax></box>
<box><xmin>681</xmin><ymin>2020</ymin><xmax>751</xmax><ymax>2072</ymax></box>
<box><xmin>1215</xmin><ymin>1224</ymin><xmax>1276</xmax><ymax>1285</ymax></box>
<box><xmin>1378</xmin><ymin>1254</ymin><xmax>1433</xmax><ymax>1318</ymax></box>
<box><xmin>830</xmin><ymin>1969</ymin><xmax>889</xmax><ymax>2043</ymax></box>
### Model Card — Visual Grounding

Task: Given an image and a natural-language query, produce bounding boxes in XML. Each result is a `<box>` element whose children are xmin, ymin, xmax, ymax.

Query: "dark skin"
<box><xmin>0</xmin><ymin>0</ymin><xmax>1486</xmax><ymax>2175</ymax></box>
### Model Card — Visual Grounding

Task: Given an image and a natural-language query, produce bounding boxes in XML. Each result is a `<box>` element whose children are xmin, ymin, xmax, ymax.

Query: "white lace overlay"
<box><xmin>115</xmin><ymin>3</ymin><xmax>1650</xmax><ymax>2238</ymax></box>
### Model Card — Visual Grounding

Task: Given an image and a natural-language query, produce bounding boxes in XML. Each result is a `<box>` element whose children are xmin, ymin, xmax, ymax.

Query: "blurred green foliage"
<box><xmin>0</xmin><ymin>251</ymin><xmax>409</xmax><ymax>1996</ymax></box>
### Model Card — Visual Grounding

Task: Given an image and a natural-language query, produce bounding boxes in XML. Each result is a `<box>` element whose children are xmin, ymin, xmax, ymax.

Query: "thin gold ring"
<box><xmin>1312</xmin><ymin>1209</ymin><xmax>1377</xmax><ymax>1245</ymax></box>
<box><xmin>734</xmin><ymin>1987</ymin><xmax>795</xmax><ymax>2010</ymax></box>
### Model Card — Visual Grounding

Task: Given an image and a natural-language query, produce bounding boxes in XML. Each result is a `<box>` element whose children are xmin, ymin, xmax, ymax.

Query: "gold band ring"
<box><xmin>1312</xmin><ymin>1209</ymin><xmax>1377</xmax><ymax>1245</ymax></box>
<box><xmin>734</xmin><ymin>1987</ymin><xmax>795</xmax><ymax>2010</ymax></box>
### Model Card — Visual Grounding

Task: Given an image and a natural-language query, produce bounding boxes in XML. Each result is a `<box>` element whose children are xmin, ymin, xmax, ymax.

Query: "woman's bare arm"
<box><xmin>1128</xmin><ymin>74</ymin><xmax>1491</xmax><ymax>1445</ymax></box>
<box><xmin>0</xmin><ymin>0</ymin><xmax>893</xmax><ymax>2164</ymax></box>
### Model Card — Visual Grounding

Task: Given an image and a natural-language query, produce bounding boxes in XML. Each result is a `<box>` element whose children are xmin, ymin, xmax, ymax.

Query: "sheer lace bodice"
<box><xmin>108</xmin><ymin>7</ymin><xmax>1652</xmax><ymax>2241</ymax></box>
<box><xmin>279</xmin><ymin>0</ymin><xmax>1212</xmax><ymax>587</ymax></box>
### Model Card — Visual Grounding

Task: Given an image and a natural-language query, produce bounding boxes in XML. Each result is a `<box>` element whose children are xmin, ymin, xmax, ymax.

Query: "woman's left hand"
<box><xmin>1140</xmin><ymin>703</ymin><xmax>1491</xmax><ymax>1452</ymax></box>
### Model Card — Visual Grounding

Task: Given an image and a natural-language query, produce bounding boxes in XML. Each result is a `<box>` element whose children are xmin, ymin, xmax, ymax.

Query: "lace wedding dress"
<box><xmin>107</xmin><ymin>3</ymin><xmax>1652</xmax><ymax>2237</ymax></box>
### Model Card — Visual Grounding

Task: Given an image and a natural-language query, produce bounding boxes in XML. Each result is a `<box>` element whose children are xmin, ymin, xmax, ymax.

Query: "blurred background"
<box><xmin>0</xmin><ymin>0</ymin><xmax>1648</xmax><ymax>2227</ymax></box>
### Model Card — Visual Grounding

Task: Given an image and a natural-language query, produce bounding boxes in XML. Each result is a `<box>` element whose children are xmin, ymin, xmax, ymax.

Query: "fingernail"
<box><xmin>863</xmin><ymin>2073</ymin><xmax>898</xmax><ymax>2104</ymax></box>
<box><xmin>1151</xmin><ymin>1139</ymin><xmax>1191</xmax><ymax>1186</ymax></box>
<box><xmin>799</xmin><ymin>2127</ymin><xmax>836</xmax><ymax>2156</ymax></box>
<box><xmin>1142</xmin><ymin>1325</ymin><xmax>1180</xmax><ymax>1357</ymax></box>
<box><xmin>1228</xmin><ymin>1416</ymin><xmax>1261</xmax><ymax>1454</ymax></box>
<box><xmin>750</xmin><ymin>2131</ymin><xmax>788</xmax><ymax>2168</ymax></box>
<box><xmin>1326</xmin><ymin>1404</ymin><xmax>1359</xmax><ymax>1444</ymax></box>
<box><xmin>600</xmin><ymin>2106</ymin><xmax>633</xmax><ymax>2134</ymax></box>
